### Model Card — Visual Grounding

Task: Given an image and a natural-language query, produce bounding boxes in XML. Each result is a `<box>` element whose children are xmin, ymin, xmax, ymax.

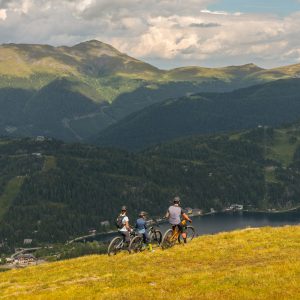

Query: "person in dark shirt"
<box><xmin>135</xmin><ymin>211</ymin><xmax>150</xmax><ymax>247</ymax></box>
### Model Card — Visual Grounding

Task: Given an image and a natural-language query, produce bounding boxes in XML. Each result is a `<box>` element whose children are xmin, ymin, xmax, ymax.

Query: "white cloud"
<box><xmin>0</xmin><ymin>8</ymin><xmax>6</xmax><ymax>20</ymax></box>
<box><xmin>200</xmin><ymin>9</ymin><xmax>228</xmax><ymax>15</ymax></box>
<box><xmin>0</xmin><ymin>0</ymin><xmax>299</xmax><ymax>68</ymax></box>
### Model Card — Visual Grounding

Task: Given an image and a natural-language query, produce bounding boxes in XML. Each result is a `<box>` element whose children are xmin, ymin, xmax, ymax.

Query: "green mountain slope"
<box><xmin>95</xmin><ymin>78</ymin><xmax>300</xmax><ymax>150</ymax></box>
<box><xmin>1</xmin><ymin>122</ymin><xmax>300</xmax><ymax>246</ymax></box>
<box><xmin>1</xmin><ymin>226</ymin><xmax>300</xmax><ymax>300</ymax></box>
<box><xmin>23</xmin><ymin>78</ymin><xmax>107</xmax><ymax>141</ymax></box>
<box><xmin>1</xmin><ymin>40</ymin><xmax>300</xmax><ymax>142</ymax></box>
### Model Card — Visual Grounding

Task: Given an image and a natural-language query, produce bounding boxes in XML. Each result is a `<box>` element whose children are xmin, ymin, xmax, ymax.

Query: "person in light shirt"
<box><xmin>118</xmin><ymin>206</ymin><xmax>131</xmax><ymax>246</ymax></box>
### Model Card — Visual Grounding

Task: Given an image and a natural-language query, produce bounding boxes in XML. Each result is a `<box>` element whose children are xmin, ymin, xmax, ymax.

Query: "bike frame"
<box><xmin>169</xmin><ymin>225</ymin><xmax>181</xmax><ymax>242</ymax></box>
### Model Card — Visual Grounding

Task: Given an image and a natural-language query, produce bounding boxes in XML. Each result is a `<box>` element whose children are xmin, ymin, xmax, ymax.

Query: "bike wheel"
<box><xmin>107</xmin><ymin>236</ymin><xmax>123</xmax><ymax>256</ymax></box>
<box><xmin>150</xmin><ymin>230</ymin><xmax>162</xmax><ymax>247</ymax></box>
<box><xmin>161</xmin><ymin>229</ymin><xmax>177</xmax><ymax>249</ymax></box>
<box><xmin>178</xmin><ymin>226</ymin><xmax>195</xmax><ymax>243</ymax></box>
<box><xmin>129</xmin><ymin>236</ymin><xmax>143</xmax><ymax>253</ymax></box>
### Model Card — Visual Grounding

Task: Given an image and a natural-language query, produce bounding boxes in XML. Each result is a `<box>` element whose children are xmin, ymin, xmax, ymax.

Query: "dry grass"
<box><xmin>0</xmin><ymin>226</ymin><xmax>300</xmax><ymax>300</ymax></box>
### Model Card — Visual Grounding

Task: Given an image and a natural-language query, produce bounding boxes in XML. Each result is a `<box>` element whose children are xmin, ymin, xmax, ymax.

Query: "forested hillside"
<box><xmin>96</xmin><ymin>78</ymin><xmax>300</xmax><ymax>150</ymax></box>
<box><xmin>1</xmin><ymin>40</ymin><xmax>300</xmax><ymax>142</ymax></box>
<box><xmin>1</xmin><ymin>122</ymin><xmax>300</xmax><ymax>246</ymax></box>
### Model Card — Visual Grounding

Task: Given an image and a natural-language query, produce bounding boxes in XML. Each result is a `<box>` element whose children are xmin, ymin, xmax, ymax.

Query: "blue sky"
<box><xmin>0</xmin><ymin>0</ymin><xmax>300</xmax><ymax>68</ymax></box>
<box><xmin>209</xmin><ymin>0</ymin><xmax>300</xmax><ymax>16</ymax></box>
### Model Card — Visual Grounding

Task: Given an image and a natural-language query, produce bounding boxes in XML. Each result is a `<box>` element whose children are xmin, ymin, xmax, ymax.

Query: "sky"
<box><xmin>0</xmin><ymin>0</ymin><xmax>300</xmax><ymax>69</ymax></box>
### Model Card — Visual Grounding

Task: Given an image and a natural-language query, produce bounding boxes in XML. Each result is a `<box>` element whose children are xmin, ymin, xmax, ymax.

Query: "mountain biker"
<box><xmin>117</xmin><ymin>206</ymin><xmax>131</xmax><ymax>246</ymax></box>
<box><xmin>135</xmin><ymin>211</ymin><xmax>151</xmax><ymax>249</ymax></box>
<box><xmin>165</xmin><ymin>196</ymin><xmax>192</xmax><ymax>244</ymax></box>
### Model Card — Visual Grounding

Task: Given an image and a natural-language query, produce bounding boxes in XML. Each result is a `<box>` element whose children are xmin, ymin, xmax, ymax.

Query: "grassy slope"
<box><xmin>0</xmin><ymin>226</ymin><xmax>299</xmax><ymax>299</ymax></box>
<box><xmin>95</xmin><ymin>78</ymin><xmax>300</xmax><ymax>150</ymax></box>
<box><xmin>1</xmin><ymin>41</ymin><xmax>300</xmax><ymax>100</ymax></box>
<box><xmin>267</xmin><ymin>129</ymin><xmax>300</xmax><ymax>166</ymax></box>
<box><xmin>1</xmin><ymin>41</ymin><xmax>300</xmax><ymax>142</ymax></box>
<box><xmin>0</xmin><ymin>176</ymin><xmax>25</xmax><ymax>220</ymax></box>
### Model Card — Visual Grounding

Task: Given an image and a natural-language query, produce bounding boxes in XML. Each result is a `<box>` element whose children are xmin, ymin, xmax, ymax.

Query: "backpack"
<box><xmin>116</xmin><ymin>215</ymin><xmax>125</xmax><ymax>229</ymax></box>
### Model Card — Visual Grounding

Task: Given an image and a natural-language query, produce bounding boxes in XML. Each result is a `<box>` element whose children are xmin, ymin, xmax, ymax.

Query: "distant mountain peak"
<box><xmin>73</xmin><ymin>39</ymin><xmax>116</xmax><ymax>48</ymax></box>
<box><xmin>69</xmin><ymin>40</ymin><xmax>122</xmax><ymax>56</ymax></box>
<box><xmin>223</xmin><ymin>63</ymin><xmax>264</xmax><ymax>71</ymax></box>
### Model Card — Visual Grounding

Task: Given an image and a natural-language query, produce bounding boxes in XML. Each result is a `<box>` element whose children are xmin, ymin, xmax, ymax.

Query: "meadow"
<box><xmin>0</xmin><ymin>226</ymin><xmax>299</xmax><ymax>299</ymax></box>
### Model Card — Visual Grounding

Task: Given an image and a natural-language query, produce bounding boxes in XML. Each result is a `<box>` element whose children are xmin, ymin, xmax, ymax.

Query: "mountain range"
<box><xmin>1</xmin><ymin>121</ymin><xmax>300</xmax><ymax>245</ymax></box>
<box><xmin>95</xmin><ymin>78</ymin><xmax>300</xmax><ymax>150</ymax></box>
<box><xmin>1</xmin><ymin>40</ymin><xmax>300</xmax><ymax>143</ymax></box>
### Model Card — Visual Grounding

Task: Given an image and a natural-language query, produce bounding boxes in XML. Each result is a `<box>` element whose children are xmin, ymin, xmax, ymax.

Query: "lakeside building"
<box><xmin>230</xmin><ymin>204</ymin><xmax>244</xmax><ymax>211</ymax></box>
<box><xmin>36</xmin><ymin>136</ymin><xmax>45</xmax><ymax>142</ymax></box>
<box><xmin>185</xmin><ymin>207</ymin><xmax>193</xmax><ymax>214</ymax></box>
<box><xmin>191</xmin><ymin>208</ymin><xmax>203</xmax><ymax>216</ymax></box>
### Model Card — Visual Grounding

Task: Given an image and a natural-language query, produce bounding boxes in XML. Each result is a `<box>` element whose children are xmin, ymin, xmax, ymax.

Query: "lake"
<box><xmin>91</xmin><ymin>209</ymin><xmax>300</xmax><ymax>243</ymax></box>
<box><xmin>158</xmin><ymin>210</ymin><xmax>300</xmax><ymax>237</ymax></box>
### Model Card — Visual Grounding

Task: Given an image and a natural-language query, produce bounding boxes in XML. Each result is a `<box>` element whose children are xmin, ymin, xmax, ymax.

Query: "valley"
<box><xmin>1</xmin><ymin>122</ymin><xmax>300</xmax><ymax>247</ymax></box>
<box><xmin>1</xmin><ymin>40</ymin><xmax>300</xmax><ymax>143</ymax></box>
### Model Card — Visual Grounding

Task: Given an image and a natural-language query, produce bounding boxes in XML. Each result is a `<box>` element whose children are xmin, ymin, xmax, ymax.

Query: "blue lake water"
<box><xmin>159</xmin><ymin>210</ymin><xmax>300</xmax><ymax>237</ymax></box>
<box><xmin>92</xmin><ymin>209</ymin><xmax>300</xmax><ymax>243</ymax></box>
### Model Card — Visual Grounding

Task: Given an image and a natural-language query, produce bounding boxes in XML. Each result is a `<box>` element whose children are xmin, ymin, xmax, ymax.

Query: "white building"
<box><xmin>100</xmin><ymin>221</ymin><xmax>110</xmax><ymax>227</ymax></box>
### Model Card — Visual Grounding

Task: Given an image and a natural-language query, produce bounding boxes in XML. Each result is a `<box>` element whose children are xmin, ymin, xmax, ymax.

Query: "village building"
<box><xmin>88</xmin><ymin>229</ymin><xmax>97</xmax><ymax>235</ymax></box>
<box><xmin>23</xmin><ymin>239</ymin><xmax>33</xmax><ymax>245</ymax></box>
<box><xmin>14</xmin><ymin>254</ymin><xmax>37</xmax><ymax>265</ymax></box>
<box><xmin>32</xmin><ymin>152</ymin><xmax>42</xmax><ymax>158</ymax></box>
<box><xmin>36</xmin><ymin>136</ymin><xmax>46</xmax><ymax>142</ymax></box>
<box><xmin>230</xmin><ymin>204</ymin><xmax>244</xmax><ymax>211</ymax></box>
<box><xmin>100</xmin><ymin>221</ymin><xmax>110</xmax><ymax>227</ymax></box>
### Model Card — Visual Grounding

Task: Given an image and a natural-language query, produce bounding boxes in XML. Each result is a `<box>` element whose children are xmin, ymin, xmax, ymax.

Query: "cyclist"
<box><xmin>135</xmin><ymin>211</ymin><xmax>152</xmax><ymax>250</ymax></box>
<box><xmin>117</xmin><ymin>206</ymin><xmax>131</xmax><ymax>247</ymax></box>
<box><xmin>165</xmin><ymin>196</ymin><xmax>192</xmax><ymax>244</ymax></box>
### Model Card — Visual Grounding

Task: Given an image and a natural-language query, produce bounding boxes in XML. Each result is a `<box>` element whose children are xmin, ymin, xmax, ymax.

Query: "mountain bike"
<box><xmin>128</xmin><ymin>222</ymin><xmax>163</xmax><ymax>253</ymax></box>
<box><xmin>148</xmin><ymin>221</ymin><xmax>162</xmax><ymax>247</ymax></box>
<box><xmin>161</xmin><ymin>220</ymin><xmax>195</xmax><ymax>249</ymax></box>
<box><xmin>128</xmin><ymin>234</ymin><xmax>144</xmax><ymax>253</ymax></box>
<box><xmin>107</xmin><ymin>231</ymin><xmax>137</xmax><ymax>256</ymax></box>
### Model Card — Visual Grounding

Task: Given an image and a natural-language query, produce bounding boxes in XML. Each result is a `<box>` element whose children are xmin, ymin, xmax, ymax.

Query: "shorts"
<box><xmin>172</xmin><ymin>222</ymin><xmax>187</xmax><ymax>233</ymax></box>
<box><xmin>119</xmin><ymin>231</ymin><xmax>130</xmax><ymax>242</ymax></box>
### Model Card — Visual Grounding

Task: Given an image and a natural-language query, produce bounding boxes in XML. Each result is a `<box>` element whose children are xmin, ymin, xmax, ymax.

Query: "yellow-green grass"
<box><xmin>266</xmin><ymin>130</ymin><xmax>300</xmax><ymax>166</ymax></box>
<box><xmin>0</xmin><ymin>139</ymin><xmax>11</xmax><ymax>145</ymax></box>
<box><xmin>163</xmin><ymin>66</ymin><xmax>235</xmax><ymax>82</ymax></box>
<box><xmin>0</xmin><ymin>176</ymin><xmax>25</xmax><ymax>220</ymax></box>
<box><xmin>42</xmin><ymin>156</ymin><xmax>57</xmax><ymax>172</ymax></box>
<box><xmin>0</xmin><ymin>48</ymin><xmax>78</xmax><ymax>78</ymax></box>
<box><xmin>1</xmin><ymin>226</ymin><xmax>300</xmax><ymax>299</ymax></box>
<box><xmin>247</xmin><ymin>63</ymin><xmax>300</xmax><ymax>82</ymax></box>
<box><xmin>264</xmin><ymin>167</ymin><xmax>278</xmax><ymax>183</ymax></box>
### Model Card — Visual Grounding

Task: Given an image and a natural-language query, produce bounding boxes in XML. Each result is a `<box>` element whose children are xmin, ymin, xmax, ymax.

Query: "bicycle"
<box><xmin>128</xmin><ymin>233</ymin><xmax>144</xmax><ymax>253</ymax></box>
<box><xmin>148</xmin><ymin>220</ymin><xmax>162</xmax><ymax>247</ymax></box>
<box><xmin>107</xmin><ymin>231</ymin><xmax>137</xmax><ymax>256</ymax></box>
<box><xmin>128</xmin><ymin>221</ymin><xmax>162</xmax><ymax>253</ymax></box>
<box><xmin>161</xmin><ymin>220</ymin><xmax>195</xmax><ymax>249</ymax></box>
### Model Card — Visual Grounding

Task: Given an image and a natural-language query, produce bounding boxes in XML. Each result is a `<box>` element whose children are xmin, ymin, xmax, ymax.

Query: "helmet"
<box><xmin>139</xmin><ymin>211</ymin><xmax>147</xmax><ymax>217</ymax></box>
<box><xmin>173</xmin><ymin>196</ymin><xmax>181</xmax><ymax>204</ymax></box>
<box><xmin>121</xmin><ymin>206</ymin><xmax>127</xmax><ymax>211</ymax></box>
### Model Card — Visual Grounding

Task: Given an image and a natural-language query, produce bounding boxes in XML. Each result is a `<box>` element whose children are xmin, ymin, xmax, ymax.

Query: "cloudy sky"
<box><xmin>0</xmin><ymin>0</ymin><xmax>300</xmax><ymax>69</ymax></box>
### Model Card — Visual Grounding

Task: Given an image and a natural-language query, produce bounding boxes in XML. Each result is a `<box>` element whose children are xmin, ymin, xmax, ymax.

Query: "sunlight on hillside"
<box><xmin>0</xmin><ymin>176</ymin><xmax>25</xmax><ymax>220</ymax></box>
<box><xmin>267</xmin><ymin>129</ymin><xmax>300</xmax><ymax>166</ymax></box>
<box><xmin>0</xmin><ymin>226</ymin><xmax>299</xmax><ymax>300</ymax></box>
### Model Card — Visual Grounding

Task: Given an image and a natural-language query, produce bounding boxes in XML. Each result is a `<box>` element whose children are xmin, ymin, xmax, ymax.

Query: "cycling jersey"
<box><xmin>168</xmin><ymin>205</ymin><xmax>183</xmax><ymax>225</ymax></box>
